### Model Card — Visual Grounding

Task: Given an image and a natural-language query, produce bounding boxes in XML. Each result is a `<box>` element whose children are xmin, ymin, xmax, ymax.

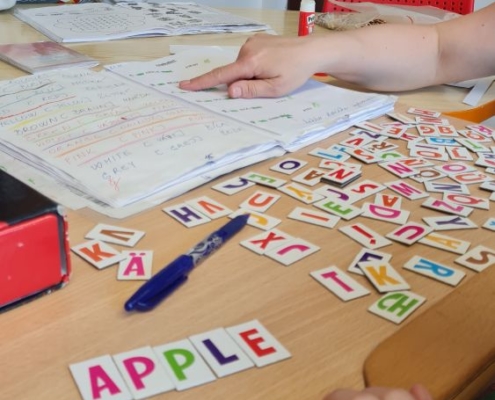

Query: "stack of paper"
<box><xmin>0</xmin><ymin>49</ymin><xmax>395</xmax><ymax>217</ymax></box>
<box><xmin>13</xmin><ymin>2</ymin><xmax>270</xmax><ymax>43</ymax></box>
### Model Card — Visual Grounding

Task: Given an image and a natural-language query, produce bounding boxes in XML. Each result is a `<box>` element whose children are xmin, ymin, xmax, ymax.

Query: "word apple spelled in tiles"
<box><xmin>70</xmin><ymin>320</ymin><xmax>290</xmax><ymax>400</ymax></box>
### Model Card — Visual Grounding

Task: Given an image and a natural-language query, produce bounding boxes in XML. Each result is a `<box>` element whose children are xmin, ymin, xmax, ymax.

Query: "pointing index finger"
<box><xmin>179</xmin><ymin>62</ymin><xmax>246</xmax><ymax>91</ymax></box>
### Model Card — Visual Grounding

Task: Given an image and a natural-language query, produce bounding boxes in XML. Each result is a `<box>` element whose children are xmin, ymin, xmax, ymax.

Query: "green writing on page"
<box><xmin>163</xmin><ymin>349</ymin><xmax>195</xmax><ymax>380</ymax></box>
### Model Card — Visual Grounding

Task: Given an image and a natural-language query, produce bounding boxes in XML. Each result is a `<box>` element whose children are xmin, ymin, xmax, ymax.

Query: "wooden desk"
<box><xmin>0</xmin><ymin>6</ymin><xmax>494</xmax><ymax>400</ymax></box>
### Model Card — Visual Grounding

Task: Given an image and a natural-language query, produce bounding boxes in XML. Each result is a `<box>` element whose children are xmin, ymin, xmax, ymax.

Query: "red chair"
<box><xmin>322</xmin><ymin>0</ymin><xmax>474</xmax><ymax>15</ymax></box>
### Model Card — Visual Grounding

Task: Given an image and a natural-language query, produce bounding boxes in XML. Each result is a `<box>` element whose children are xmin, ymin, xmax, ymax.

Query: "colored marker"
<box><xmin>125</xmin><ymin>214</ymin><xmax>249</xmax><ymax>312</ymax></box>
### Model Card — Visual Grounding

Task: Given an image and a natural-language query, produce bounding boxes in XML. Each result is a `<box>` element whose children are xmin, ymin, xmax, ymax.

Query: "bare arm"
<box><xmin>324</xmin><ymin>384</ymin><xmax>433</xmax><ymax>400</ymax></box>
<box><xmin>326</xmin><ymin>3</ymin><xmax>495</xmax><ymax>91</ymax></box>
<box><xmin>179</xmin><ymin>4</ymin><xmax>495</xmax><ymax>98</ymax></box>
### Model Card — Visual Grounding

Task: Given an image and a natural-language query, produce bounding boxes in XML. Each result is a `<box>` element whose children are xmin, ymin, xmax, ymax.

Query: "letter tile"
<box><xmin>86</xmin><ymin>224</ymin><xmax>145</xmax><ymax>247</ymax></box>
<box><xmin>265</xmin><ymin>238</ymin><xmax>319</xmax><ymax>266</ymax></box>
<box><xmin>313</xmin><ymin>198</ymin><xmax>362</xmax><ymax>220</ymax></box>
<box><xmin>418</xmin><ymin>232</ymin><xmax>470</xmax><ymax>255</ymax></box>
<box><xmin>422</xmin><ymin>215</ymin><xmax>477</xmax><ymax>231</ymax></box>
<box><xmin>368</xmin><ymin>291</ymin><xmax>426</xmax><ymax>324</ymax></box>
<box><xmin>69</xmin><ymin>355</ymin><xmax>132</xmax><ymax>400</ymax></box>
<box><xmin>72</xmin><ymin>240</ymin><xmax>125</xmax><ymax>270</ymax></box>
<box><xmin>404</xmin><ymin>256</ymin><xmax>465</xmax><ymax>286</ymax></box>
<box><xmin>287</xmin><ymin>206</ymin><xmax>340</xmax><ymax>229</ymax></box>
<box><xmin>321</xmin><ymin>167</ymin><xmax>361</xmax><ymax>187</ymax></box>
<box><xmin>270</xmin><ymin>158</ymin><xmax>307</xmax><ymax>175</ymax></box>
<box><xmin>347</xmin><ymin>248</ymin><xmax>392</xmax><ymax>276</ymax></box>
<box><xmin>226</xmin><ymin>320</ymin><xmax>291</xmax><ymax>367</ymax></box>
<box><xmin>483</xmin><ymin>217</ymin><xmax>495</xmax><ymax>232</ymax></box>
<box><xmin>379</xmin><ymin>160</ymin><xmax>416</xmax><ymax>178</ymax></box>
<box><xmin>278</xmin><ymin>182</ymin><xmax>324</xmax><ymax>204</ymax></box>
<box><xmin>240</xmin><ymin>229</ymin><xmax>294</xmax><ymax>255</ymax></box>
<box><xmin>385</xmin><ymin>222</ymin><xmax>432</xmax><ymax>245</ymax></box>
<box><xmin>443</xmin><ymin>193</ymin><xmax>489</xmax><ymax>210</ymax></box>
<box><xmin>240</xmin><ymin>190</ymin><xmax>281</xmax><ymax>213</ymax></box>
<box><xmin>310</xmin><ymin>266</ymin><xmax>370</xmax><ymax>301</ymax></box>
<box><xmin>374</xmin><ymin>193</ymin><xmax>402</xmax><ymax>209</ymax></box>
<box><xmin>358</xmin><ymin>261</ymin><xmax>410</xmax><ymax>293</ymax></box>
<box><xmin>361</xmin><ymin>203</ymin><xmax>410</xmax><ymax>225</ymax></box>
<box><xmin>186</xmin><ymin>196</ymin><xmax>232</xmax><ymax>219</ymax></box>
<box><xmin>424</xmin><ymin>181</ymin><xmax>470</xmax><ymax>194</ymax></box>
<box><xmin>153</xmin><ymin>339</ymin><xmax>216</xmax><ymax>391</ymax></box>
<box><xmin>409</xmin><ymin>168</ymin><xmax>446</xmax><ymax>183</ymax></box>
<box><xmin>229</xmin><ymin>208</ymin><xmax>281</xmax><ymax>231</ymax></box>
<box><xmin>212</xmin><ymin>176</ymin><xmax>255</xmax><ymax>195</ymax></box>
<box><xmin>446</xmin><ymin>146</ymin><xmax>473</xmax><ymax>161</ymax></box>
<box><xmin>421</xmin><ymin>197</ymin><xmax>473</xmax><ymax>217</ymax></box>
<box><xmin>435</xmin><ymin>162</ymin><xmax>476</xmax><ymax>175</ymax></box>
<box><xmin>112</xmin><ymin>347</ymin><xmax>175</xmax><ymax>399</ymax></box>
<box><xmin>407</xmin><ymin>107</ymin><xmax>441</xmax><ymax>118</ymax></box>
<box><xmin>455</xmin><ymin>245</ymin><xmax>495</xmax><ymax>272</ymax></box>
<box><xmin>387</xmin><ymin>112</ymin><xmax>415</xmax><ymax>124</ymax></box>
<box><xmin>163</xmin><ymin>203</ymin><xmax>211</xmax><ymax>227</ymax></box>
<box><xmin>345</xmin><ymin>179</ymin><xmax>386</xmax><ymax>203</ymax></box>
<box><xmin>344</xmin><ymin>147</ymin><xmax>379</xmax><ymax>164</ymax></box>
<box><xmin>242</xmin><ymin>171</ymin><xmax>287</xmax><ymax>188</ymax></box>
<box><xmin>309</xmin><ymin>147</ymin><xmax>350</xmax><ymax>162</ymax></box>
<box><xmin>339</xmin><ymin>223</ymin><xmax>392</xmax><ymax>249</ymax></box>
<box><xmin>384</xmin><ymin>180</ymin><xmax>428</xmax><ymax>200</ymax></box>
<box><xmin>117</xmin><ymin>250</ymin><xmax>153</xmax><ymax>280</ymax></box>
<box><xmin>189</xmin><ymin>328</ymin><xmax>255</xmax><ymax>378</ymax></box>
<box><xmin>354</xmin><ymin>121</ymin><xmax>384</xmax><ymax>133</ymax></box>
<box><xmin>292</xmin><ymin>167</ymin><xmax>326</xmax><ymax>186</ymax></box>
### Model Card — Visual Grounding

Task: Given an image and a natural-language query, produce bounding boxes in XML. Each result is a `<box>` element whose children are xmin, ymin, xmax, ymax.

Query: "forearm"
<box><xmin>310</xmin><ymin>4</ymin><xmax>495</xmax><ymax>92</ymax></box>
<box><xmin>179</xmin><ymin>4</ymin><xmax>495</xmax><ymax>99</ymax></box>
<box><xmin>308</xmin><ymin>24</ymin><xmax>440</xmax><ymax>92</ymax></box>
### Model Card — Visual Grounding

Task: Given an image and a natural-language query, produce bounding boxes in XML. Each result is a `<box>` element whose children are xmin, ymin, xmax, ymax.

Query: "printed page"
<box><xmin>116</xmin><ymin>2</ymin><xmax>270</xmax><ymax>33</ymax></box>
<box><xmin>13</xmin><ymin>2</ymin><xmax>269</xmax><ymax>43</ymax></box>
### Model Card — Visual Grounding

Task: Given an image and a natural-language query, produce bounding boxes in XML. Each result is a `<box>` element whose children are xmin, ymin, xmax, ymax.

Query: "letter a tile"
<box><xmin>69</xmin><ymin>355</ymin><xmax>132</xmax><ymax>400</ymax></box>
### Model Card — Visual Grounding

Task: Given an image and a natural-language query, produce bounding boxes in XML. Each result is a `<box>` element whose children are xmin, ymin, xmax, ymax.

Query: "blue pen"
<box><xmin>124</xmin><ymin>213</ymin><xmax>250</xmax><ymax>312</ymax></box>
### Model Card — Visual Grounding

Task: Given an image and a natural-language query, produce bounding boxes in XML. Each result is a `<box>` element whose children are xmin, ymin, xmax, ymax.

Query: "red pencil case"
<box><xmin>0</xmin><ymin>170</ymin><xmax>71</xmax><ymax>312</ymax></box>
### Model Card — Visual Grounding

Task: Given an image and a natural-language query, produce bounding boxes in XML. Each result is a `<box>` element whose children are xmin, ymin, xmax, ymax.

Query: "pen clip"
<box><xmin>131</xmin><ymin>274</ymin><xmax>188</xmax><ymax>312</ymax></box>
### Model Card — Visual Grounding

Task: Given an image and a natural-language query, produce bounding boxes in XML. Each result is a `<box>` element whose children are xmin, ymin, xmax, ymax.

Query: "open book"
<box><xmin>13</xmin><ymin>2</ymin><xmax>270</xmax><ymax>43</ymax></box>
<box><xmin>0</xmin><ymin>48</ymin><xmax>395</xmax><ymax>216</ymax></box>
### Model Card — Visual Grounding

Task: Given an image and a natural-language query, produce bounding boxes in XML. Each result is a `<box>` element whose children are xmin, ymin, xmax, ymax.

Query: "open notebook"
<box><xmin>0</xmin><ymin>48</ymin><xmax>395</xmax><ymax>217</ymax></box>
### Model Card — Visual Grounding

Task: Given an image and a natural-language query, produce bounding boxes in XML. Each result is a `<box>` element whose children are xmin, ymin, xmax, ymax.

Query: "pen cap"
<box><xmin>299</xmin><ymin>0</ymin><xmax>315</xmax><ymax>12</ymax></box>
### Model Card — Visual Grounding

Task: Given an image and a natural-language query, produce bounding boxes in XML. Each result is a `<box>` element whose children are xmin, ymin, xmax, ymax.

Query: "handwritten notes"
<box><xmin>107</xmin><ymin>48</ymin><xmax>396</xmax><ymax>151</ymax></box>
<box><xmin>0</xmin><ymin>50</ymin><xmax>395</xmax><ymax>216</ymax></box>
<box><xmin>0</xmin><ymin>68</ymin><xmax>278</xmax><ymax>209</ymax></box>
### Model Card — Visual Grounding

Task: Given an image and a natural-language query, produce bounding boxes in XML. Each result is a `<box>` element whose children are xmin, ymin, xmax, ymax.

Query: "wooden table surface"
<box><xmin>0</xmin><ymin>5</ymin><xmax>494</xmax><ymax>400</ymax></box>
